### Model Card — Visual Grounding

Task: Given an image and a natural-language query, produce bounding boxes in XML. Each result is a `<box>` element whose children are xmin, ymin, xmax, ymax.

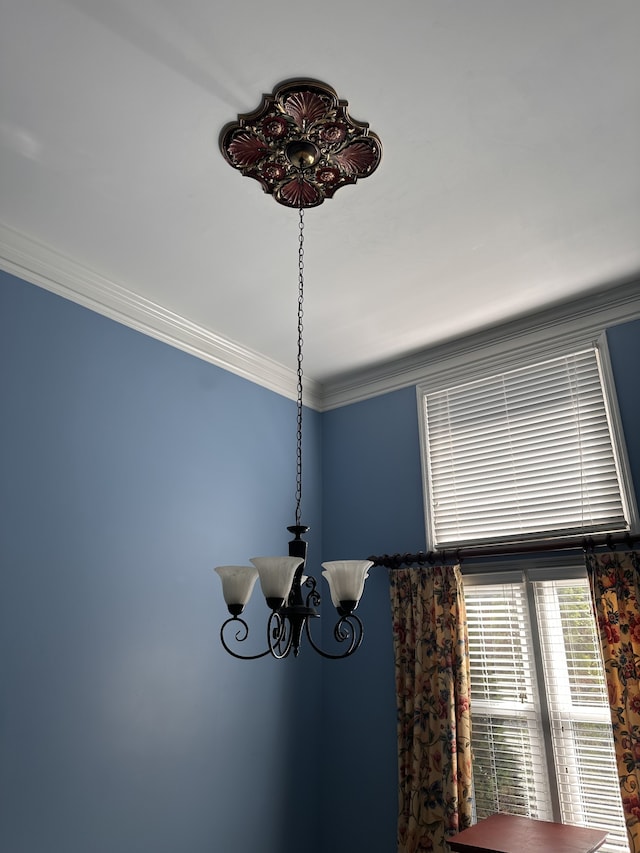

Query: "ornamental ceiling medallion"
<box><xmin>220</xmin><ymin>79</ymin><xmax>382</xmax><ymax>208</ymax></box>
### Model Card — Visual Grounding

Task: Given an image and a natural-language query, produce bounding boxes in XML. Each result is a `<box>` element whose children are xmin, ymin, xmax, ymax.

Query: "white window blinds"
<box><xmin>535</xmin><ymin>580</ymin><xmax>628</xmax><ymax>853</ymax></box>
<box><xmin>421</xmin><ymin>347</ymin><xmax>628</xmax><ymax>548</ymax></box>
<box><xmin>465</xmin><ymin>572</ymin><xmax>629</xmax><ymax>853</ymax></box>
<box><xmin>465</xmin><ymin>582</ymin><xmax>552</xmax><ymax>819</ymax></box>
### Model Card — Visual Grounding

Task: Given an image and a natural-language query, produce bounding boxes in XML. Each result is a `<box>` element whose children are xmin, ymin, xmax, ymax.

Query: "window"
<box><xmin>418</xmin><ymin>342</ymin><xmax>637</xmax><ymax>549</ymax></box>
<box><xmin>465</xmin><ymin>568</ymin><xmax>628</xmax><ymax>853</ymax></box>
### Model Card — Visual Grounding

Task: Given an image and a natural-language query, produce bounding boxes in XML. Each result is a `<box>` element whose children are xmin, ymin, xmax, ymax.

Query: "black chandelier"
<box><xmin>214</xmin><ymin>80</ymin><xmax>382</xmax><ymax>659</ymax></box>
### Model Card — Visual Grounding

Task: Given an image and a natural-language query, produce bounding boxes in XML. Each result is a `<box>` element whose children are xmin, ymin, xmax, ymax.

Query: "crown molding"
<box><xmin>0</xmin><ymin>222</ymin><xmax>324</xmax><ymax>411</ymax></box>
<box><xmin>2</xmin><ymin>222</ymin><xmax>638</xmax><ymax>414</ymax></box>
<box><xmin>320</xmin><ymin>278</ymin><xmax>640</xmax><ymax>410</ymax></box>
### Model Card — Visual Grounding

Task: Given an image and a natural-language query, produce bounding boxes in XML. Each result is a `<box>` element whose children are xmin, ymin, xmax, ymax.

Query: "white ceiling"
<box><xmin>1</xmin><ymin>0</ymin><xmax>639</xmax><ymax>389</ymax></box>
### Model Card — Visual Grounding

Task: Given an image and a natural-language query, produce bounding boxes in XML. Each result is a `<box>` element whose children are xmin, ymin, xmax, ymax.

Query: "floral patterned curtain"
<box><xmin>389</xmin><ymin>565</ymin><xmax>473</xmax><ymax>853</ymax></box>
<box><xmin>587</xmin><ymin>550</ymin><xmax>640</xmax><ymax>853</ymax></box>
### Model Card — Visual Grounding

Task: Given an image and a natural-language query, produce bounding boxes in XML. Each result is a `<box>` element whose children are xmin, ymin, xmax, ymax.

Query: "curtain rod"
<box><xmin>369</xmin><ymin>531</ymin><xmax>638</xmax><ymax>569</ymax></box>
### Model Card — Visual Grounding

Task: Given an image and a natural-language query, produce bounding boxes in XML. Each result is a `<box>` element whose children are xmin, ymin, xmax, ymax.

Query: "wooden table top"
<box><xmin>447</xmin><ymin>813</ymin><xmax>608</xmax><ymax>853</ymax></box>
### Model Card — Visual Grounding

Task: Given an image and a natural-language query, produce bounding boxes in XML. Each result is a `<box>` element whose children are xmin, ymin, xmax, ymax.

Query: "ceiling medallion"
<box><xmin>219</xmin><ymin>79</ymin><xmax>382</xmax><ymax>207</ymax></box>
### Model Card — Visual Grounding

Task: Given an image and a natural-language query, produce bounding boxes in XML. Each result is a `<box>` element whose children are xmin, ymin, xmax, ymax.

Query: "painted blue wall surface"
<box><xmin>0</xmin><ymin>271</ymin><xmax>323</xmax><ymax>853</ymax></box>
<box><xmin>319</xmin><ymin>388</ymin><xmax>425</xmax><ymax>853</ymax></box>
<box><xmin>607</xmin><ymin>319</ymin><xmax>640</xmax><ymax>500</ymax></box>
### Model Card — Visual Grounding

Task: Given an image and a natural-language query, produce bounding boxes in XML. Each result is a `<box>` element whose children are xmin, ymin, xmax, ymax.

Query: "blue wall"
<box><xmin>607</xmin><ymin>320</ymin><xmax>640</xmax><ymax>496</ymax></box>
<box><xmin>0</xmin><ymin>271</ymin><xmax>323</xmax><ymax>853</ymax></box>
<box><xmin>319</xmin><ymin>387</ymin><xmax>426</xmax><ymax>853</ymax></box>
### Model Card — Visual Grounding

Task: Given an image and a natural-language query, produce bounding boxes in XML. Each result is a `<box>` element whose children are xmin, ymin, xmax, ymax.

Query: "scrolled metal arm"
<box><xmin>303</xmin><ymin>575</ymin><xmax>321</xmax><ymax>608</ymax></box>
<box><xmin>218</xmin><ymin>611</ymin><xmax>296</xmax><ymax>660</ymax></box>
<box><xmin>267</xmin><ymin>610</ymin><xmax>293</xmax><ymax>659</ymax></box>
<box><xmin>303</xmin><ymin>611</ymin><xmax>364</xmax><ymax>660</ymax></box>
<box><xmin>219</xmin><ymin>616</ymin><xmax>272</xmax><ymax>661</ymax></box>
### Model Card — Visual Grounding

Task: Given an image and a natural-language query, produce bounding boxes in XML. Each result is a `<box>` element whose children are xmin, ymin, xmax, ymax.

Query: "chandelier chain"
<box><xmin>295</xmin><ymin>206</ymin><xmax>305</xmax><ymax>527</ymax></box>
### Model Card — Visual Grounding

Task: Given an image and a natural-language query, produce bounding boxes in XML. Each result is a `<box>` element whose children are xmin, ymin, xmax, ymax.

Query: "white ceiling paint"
<box><xmin>1</xmin><ymin>0</ymin><xmax>639</xmax><ymax>386</ymax></box>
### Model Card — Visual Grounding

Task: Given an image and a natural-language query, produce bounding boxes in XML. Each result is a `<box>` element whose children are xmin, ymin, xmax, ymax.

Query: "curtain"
<box><xmin>587</xmin><ymin>550</ymin><xmax>640</xmax><ymax>853</ymax></box>
<box><xmin>389</xmin><ymin>565</ymin><xmax>473</xmax><ymax>853</ymax></box>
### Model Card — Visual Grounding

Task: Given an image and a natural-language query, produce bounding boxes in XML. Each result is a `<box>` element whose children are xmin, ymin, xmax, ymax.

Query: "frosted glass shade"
<box><xmin>250</xmin><ymin>556</ymin><xmax>303</xmax><ymax>607</ymax></box>
<box><xmin>214</xmin><ymin>565</ymin><xmax>259</xmax><ymax>611</ymax></box>
<box><xmin>321</xmin><ymin>560</ymin><xmax>373</xmax><ymax>611</ymax></box>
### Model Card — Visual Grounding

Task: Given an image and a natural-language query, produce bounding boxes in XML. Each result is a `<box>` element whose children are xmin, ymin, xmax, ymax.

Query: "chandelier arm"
<box><xmin>220</xmin><ymin>616</ymin><xmax>273</xmax><ymax>660</ymax></box>
<box><xmin>268</xmin><ymin>610</ymin><xmax>294</xmax><ymax>660</ymax></box>
<box><xmin>303</xmin><ymin>575</ymin><xmax>321</xmax><ymax>608</ymax></box>
<box><xmin>303</xmin><ymin>612</ymin><xmax>364</xmax><ymax>660</ymax></box>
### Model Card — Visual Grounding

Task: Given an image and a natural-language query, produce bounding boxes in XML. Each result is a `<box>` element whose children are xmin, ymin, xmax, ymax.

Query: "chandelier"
<box><xmin>214</xmin><ymin>80</ymin><xmax>382</xmax><ymax>659</ymax></box>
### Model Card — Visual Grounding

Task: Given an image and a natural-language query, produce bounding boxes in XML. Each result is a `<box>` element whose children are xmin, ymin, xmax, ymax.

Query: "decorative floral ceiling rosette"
<box><xmin>219</xmin><ymin>79</ymin><xmax>382</xmax><ymax>208</ymax></box>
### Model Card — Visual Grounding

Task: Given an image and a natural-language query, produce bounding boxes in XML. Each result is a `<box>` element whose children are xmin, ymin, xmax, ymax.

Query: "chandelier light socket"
<box><xmin>214</xmin><ymin>565</ymin><xmax>259</xmax><ymax>614</ymax></box>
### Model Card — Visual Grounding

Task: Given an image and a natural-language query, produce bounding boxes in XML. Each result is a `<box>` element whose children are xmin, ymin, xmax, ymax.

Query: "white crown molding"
<box><xmin>320</xmin><ymin>278</ymin><xmax>640</xmax><ymax>410</ymax></box>
<box><xmin>2</xmin><ymin>222</ymin><xmax>638</xmax><ymax>414</ymax></box>
<box><xmin>0</xmin><ymin>222</ymin><xmax>324</xmax><ymax>411</ymax></box>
